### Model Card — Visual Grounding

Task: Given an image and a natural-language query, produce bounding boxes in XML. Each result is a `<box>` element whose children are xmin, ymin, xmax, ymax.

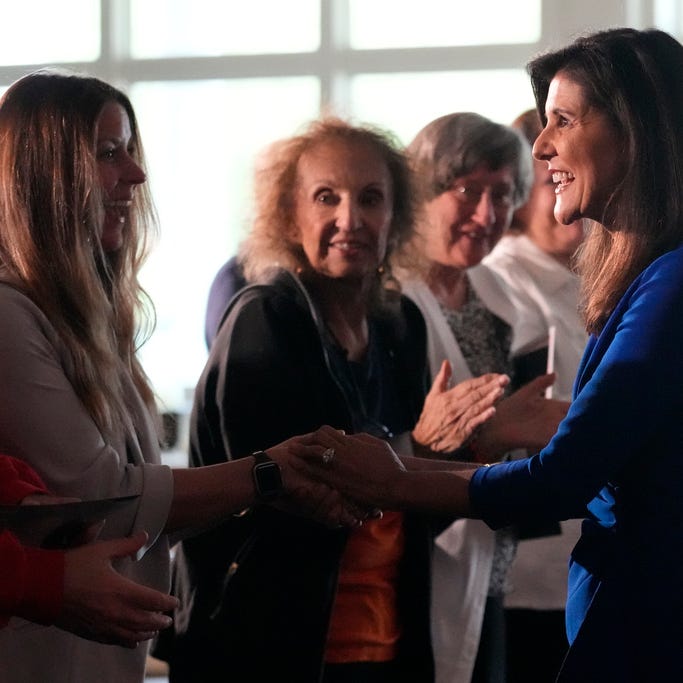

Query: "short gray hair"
<box><xmin>407</xmin><ymin>112</ymin><xmax>533</xmax><ymax>207</ymax></box>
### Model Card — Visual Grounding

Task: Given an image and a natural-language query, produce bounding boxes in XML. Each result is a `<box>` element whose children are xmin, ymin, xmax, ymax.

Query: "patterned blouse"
<box><xmin>440</xmin><ymin>276</ymin><xmax>517</xmax><ymax>597</ymax></box>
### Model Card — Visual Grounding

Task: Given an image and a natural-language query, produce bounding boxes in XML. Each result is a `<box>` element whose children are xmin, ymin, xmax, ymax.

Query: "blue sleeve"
<box><xmin>470</xmin><ymin>248</ymin><xmax>683</xmax><ymax>527</ymax></box>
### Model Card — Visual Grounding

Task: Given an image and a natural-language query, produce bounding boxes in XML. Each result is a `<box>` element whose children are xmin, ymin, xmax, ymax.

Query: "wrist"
<box><xmin>471</xmin><ymin>421</ymin><xmax>508</xmax><ymax>461</ymax></box>
<box><xmin>251</xmin><ymin>451</ymin><xmax>283</xmax><ymax>503</ymax></box>
<box><xmin>410</xmin><ymin>432</ymin><xmax>439</xmax><ymax>459</ymax></box>
<box><xmin>387</xmin><ymin>469</ymin><xmax>410</xmax><ymax>510</ymax></box>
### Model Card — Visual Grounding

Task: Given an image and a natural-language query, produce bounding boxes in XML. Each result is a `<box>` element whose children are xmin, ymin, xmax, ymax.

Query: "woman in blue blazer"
<box><xmin>305</xmin><ymin>27</ymin><xmax>683</xmax><ymax>682</ymax></box>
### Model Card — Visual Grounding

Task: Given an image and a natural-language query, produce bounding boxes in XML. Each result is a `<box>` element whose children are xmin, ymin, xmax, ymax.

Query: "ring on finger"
<box><xmin>321</xmin><ymin>447</ymin><xmax>335</xmax><ymax>466</ymax></box>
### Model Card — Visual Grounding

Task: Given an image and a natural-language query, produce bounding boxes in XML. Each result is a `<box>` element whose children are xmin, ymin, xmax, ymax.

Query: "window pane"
<box><xmin>350</xmin><ymin>70</ymin><xmax>534</xmax><ymax>144</ymax></box>
<box><xmin>131</xmin><ymin>0</ymin><xmax>320</xmax><ymax>58</ymax></box>
<box><xmin>0</xmin><ymin>1</ymin><xmax>99</xmax><ymax>64</ymax></box>
<box><xmin>131</xmin><ymin>78</ymin><xmax>319</xmax><ymax>408</ymax></box>
<box><xmin>350</xmin><ymin>0</ymin><xmax>540</xmax><ymax>48</ymax></box>
<box><xmin>655</xmin><ymin>0</ymin><xmax>683</xmax><ymax>39</ymax></box>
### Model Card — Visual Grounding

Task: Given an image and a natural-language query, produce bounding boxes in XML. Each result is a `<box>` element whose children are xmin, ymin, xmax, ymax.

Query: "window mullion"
<box><xmin>320</xmin><ymin>0</ymin><xmax>351</xmax><ymax>116</ymax></box>
<box><xmin>100</xmin><ymin>0</ymin><xmax>132</xmax><ymax>86</ymax></box>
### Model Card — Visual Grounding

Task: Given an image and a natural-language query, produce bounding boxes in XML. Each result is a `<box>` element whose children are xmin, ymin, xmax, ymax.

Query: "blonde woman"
<box><xmin>0</xmin><ymin>71</ymin><xmax>354</xmax><ymax>683</ymax></box>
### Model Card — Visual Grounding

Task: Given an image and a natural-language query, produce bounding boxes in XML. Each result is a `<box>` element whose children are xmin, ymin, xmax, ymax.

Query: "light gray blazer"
<box><xmin>0</xmin><ymin>279</ymin><xmax>174</xmax><ymax>683</ymax></box>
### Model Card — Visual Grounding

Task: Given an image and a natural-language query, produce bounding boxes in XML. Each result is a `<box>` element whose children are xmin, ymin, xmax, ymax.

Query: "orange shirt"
<box><xmin>325</xmin><ymin>511</ymin><xmax>405</xmax><ymax>663</ymax></box>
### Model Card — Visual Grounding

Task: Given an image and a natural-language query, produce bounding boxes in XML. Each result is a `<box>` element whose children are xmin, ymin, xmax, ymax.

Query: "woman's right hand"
<box><xmin>266</xmin><ymin>433</ymin><xmax>376</xmax><ymax>528</ymax></box>
<box><xmin>293</xmin><ymin>426</ymin><xmax>407</xmax><ymax>509</ymax></box>
<box><xmin>412</xmin><ymin>360</ymin><xmax>509</xmax><ymax>454</ymax></box>
<box><xmin>475</xmin><ymin>373</ymin><xmax>570</xmax><ymax>457</ymax></box>
<box><xmin>57</xmin><ymin>531</ymin><xmax>179</xmax><ymax>648</ymax></box>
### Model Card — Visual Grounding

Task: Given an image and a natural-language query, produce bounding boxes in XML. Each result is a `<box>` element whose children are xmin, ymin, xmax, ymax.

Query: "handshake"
<box><xmin>261</xmin><ymin>424</ymin><xmax>475</xmax><ymax>527</ymax></box>
<box><xmin>262</xmin><ymin>425</ymin><xmax>407</xmax><ymax>528</ymax></box>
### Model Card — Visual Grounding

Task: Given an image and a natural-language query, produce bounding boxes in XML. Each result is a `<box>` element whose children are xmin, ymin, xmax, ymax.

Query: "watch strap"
<box><xmin>251</xmin><ymin>450</ymin><xmax>283</xmax><ymax>501</ymax></box>
<box><xmin>252</xmin><ymin>450</ymin><xmax>271</xmax><ymax>465</ymax></box>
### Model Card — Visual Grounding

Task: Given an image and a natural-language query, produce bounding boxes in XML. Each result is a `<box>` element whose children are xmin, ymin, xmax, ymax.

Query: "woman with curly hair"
<box><xmin>164</xmin><ymin>117</ymin><xmax>508</xmax><ymax>683</ymax></box>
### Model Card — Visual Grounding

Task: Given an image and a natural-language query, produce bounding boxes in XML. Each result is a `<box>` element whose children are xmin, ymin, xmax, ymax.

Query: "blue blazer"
<box><xmin>470</xmin><ymin>245</ymin><xmax>683</xmax><ymax>681</ymax></box>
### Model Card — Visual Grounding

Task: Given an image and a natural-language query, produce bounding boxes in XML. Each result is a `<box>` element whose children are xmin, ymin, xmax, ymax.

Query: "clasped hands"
<box><xmin>266</xmin><ymin>367</ymin><xmax>571</xmax><ymax>526</ymax></box>
<box><xmin>264</xmin><ymin>426</ymin><xmax>407</xmax><ymax>527</ymax></box>
<box><xmin>266</xmin><ymin>362</ymin><xmax>510</xmax><ymax>525</ymax></box>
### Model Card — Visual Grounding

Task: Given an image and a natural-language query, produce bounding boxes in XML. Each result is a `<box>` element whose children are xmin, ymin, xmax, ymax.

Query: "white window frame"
<box><xmin>0</xmin><ymin>1</ymin><xmax>662</xmax><ymax>105</ymax></box>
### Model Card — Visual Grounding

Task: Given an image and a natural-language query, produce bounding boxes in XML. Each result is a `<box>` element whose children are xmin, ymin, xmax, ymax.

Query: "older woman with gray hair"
<box><xmin>396</xmin><ymin>112</ymin><xmax>569</xmax><ymax>683</ymax></box>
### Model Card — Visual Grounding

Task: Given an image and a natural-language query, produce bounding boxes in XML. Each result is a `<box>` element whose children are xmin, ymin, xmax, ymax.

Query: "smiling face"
<box><xmin>533</xmin><ymin>72</ymin><xmax>625</xmax><ymax>225</ymax></box>
<box><xmin>522</xmin><ymin>157</ymin><xmax>585</xmax><ymax>262</ymax></box>
<box><xmin>95</xmin><ymin>101</ymin><xmax>146</xmax><ymax>252</ymax></box>
<box><xmin>293</xmin><ymin>137</ymin><xmax>393</xmax><ymax>282</ymax></box>
<box><xmin>421</xmin><ymin>163</ymin><xmax>515</xmax><ymax>270</ymax></box>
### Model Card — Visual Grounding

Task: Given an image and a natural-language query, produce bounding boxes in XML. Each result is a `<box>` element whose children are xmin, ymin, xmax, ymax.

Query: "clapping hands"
<box><xmin>474</xmin><ymin>373</ymin><xmax>570</xmax><ymax>458</ymax></box>
<box><xmin>412</xmin><ymin>361</ymin><xmax>509</xmax><ymax>454</ymax></box>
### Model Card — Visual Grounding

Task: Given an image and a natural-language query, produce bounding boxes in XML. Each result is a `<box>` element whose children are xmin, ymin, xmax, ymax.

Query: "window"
<box><xmin>348</xmin><ymin>0</ymin><xmax>540</xmax><ymax>49</ymax></box>
<box><xmin>349</xmin><ymin>70</ymin><xmax>533</xmax><ymax>144</ymax></box>
<box><xmin>0</xmin><ymin>0</ymin><xmax>664</xmax><ymax>413</ymax></box>
<box><xmin>133</xmin><ymin>77</ymin><xmax>319</xmax><ymax>403</ymax></box>
<box><xmin>655</xmin><ymin>0</ymin><xmax>683</xmax><ymax>34</ymax></box>
<box><xmin>0</xmin><ymin>1</ymin><xmax>100</xmax><ymax>64</ymax></box>
<box><xmin>130</xmin><ymin>0</ymin><xmax>320</xmax><ymax>57</ymax></box>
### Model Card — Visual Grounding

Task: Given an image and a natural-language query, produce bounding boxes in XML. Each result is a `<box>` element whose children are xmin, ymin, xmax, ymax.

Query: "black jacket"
<box><xmin>160</xmin><ymin>270</ymin><xmax>435</xmax><ymax>683</ymax></box>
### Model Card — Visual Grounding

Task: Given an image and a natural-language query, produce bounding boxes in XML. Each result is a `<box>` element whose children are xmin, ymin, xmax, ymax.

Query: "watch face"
<box><xmin>253</xmin><ymin>461</ymin><xmax>283</xmax><ymax>500</ymax></box>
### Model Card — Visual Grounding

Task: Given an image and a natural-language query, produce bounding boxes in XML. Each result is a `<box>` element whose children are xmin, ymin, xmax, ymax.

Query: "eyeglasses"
<box><xmin>451</xmin><ymin>182</ymin><xmax>515</xmax><ymax>209</ymax></box>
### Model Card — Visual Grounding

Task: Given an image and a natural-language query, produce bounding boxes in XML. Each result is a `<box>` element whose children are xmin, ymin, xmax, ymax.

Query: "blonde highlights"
<box><xmin>0</xmin><ymin>70</ymin><xmax>157</xmax><ymax>435</ymax></box>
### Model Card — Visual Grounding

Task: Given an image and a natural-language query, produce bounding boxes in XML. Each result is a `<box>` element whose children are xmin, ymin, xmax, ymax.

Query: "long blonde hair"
<box><xmin>0</xmin><ymin>70</ymin><xmax>157</xmax><ymax>435</ymax></box>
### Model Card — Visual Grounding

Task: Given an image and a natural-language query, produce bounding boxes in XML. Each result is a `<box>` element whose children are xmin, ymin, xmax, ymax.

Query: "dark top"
<box><xmin>162</xmin><ymin>269</ymin><xmax>435</xmax><ymax>683</ymax></box>
<box><xmin>204</xmin><ymin>255</ymin><xmax>247</xmax><ymax>349</ymax></box>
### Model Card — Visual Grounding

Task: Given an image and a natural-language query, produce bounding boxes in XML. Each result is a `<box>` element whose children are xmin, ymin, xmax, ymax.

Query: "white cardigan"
<box><xmin>402</xmin><ymin>267</ymin><xmax>545</xmax><ymax>683</ymax></box>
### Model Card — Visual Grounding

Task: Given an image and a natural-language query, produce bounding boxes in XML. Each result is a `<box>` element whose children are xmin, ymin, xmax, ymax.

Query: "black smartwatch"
<box><xmin>251</xmin><ymin>450</ymin><xmax>283</xmax><ymax>502</ymax></box>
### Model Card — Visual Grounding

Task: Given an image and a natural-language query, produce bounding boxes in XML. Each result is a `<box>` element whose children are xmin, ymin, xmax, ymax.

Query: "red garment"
<box><xmin>0</xmin><ymin>455</ymin><xmax>64</xmax><ymax>626</ymax></box>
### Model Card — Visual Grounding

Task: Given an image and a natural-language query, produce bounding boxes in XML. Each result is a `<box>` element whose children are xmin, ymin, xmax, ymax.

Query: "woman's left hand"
<box><xmin>412</xmin><ymin>360</ymin><xmax>508</xmax><ymax>454</ymax></box>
